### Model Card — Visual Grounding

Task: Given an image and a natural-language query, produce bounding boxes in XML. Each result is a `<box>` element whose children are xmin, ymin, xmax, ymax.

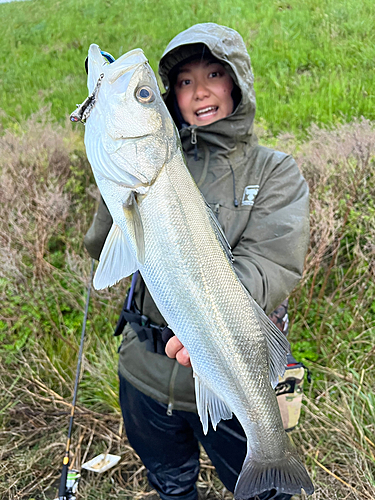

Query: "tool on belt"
<box><xmin>114</xmin><ymin>271</ymin><xmax>174</xmax><ymax>354</ymax></box>
<box><xmin>276</xmin><ymin>355</ymin><xmax>310</xmax><ymax>432</ymax></box>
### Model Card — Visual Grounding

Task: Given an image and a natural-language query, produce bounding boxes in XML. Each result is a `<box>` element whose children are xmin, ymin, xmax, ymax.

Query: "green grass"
<box><xmin>1</xmin><ymin>0</ymin><xmax>375</xmax><ymax>134</ymax></box>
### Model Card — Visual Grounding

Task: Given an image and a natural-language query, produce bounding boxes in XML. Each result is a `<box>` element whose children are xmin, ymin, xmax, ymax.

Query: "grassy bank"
<box><xmin>1</xmin><ymin>115</ymin><xmax>374</xmax><ymax>499</ymax></box>
<box><xmin>1</xmin><ymin>0</ymin><xmax>375</xmax><ymax>134</ymax></box>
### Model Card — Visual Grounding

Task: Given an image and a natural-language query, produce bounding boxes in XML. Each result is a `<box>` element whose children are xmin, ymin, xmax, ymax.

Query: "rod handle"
<box><xmin>57</xmin><ymin>455</ymin><xmax>69</xmax><ymax>499</ymax></box>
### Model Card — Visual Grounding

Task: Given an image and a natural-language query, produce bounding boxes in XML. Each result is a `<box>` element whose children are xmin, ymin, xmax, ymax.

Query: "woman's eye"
<box><xmin>181</xmin><ymin>79</ymin><xmax>191</xmax><ymax>86</ymax></box>
<box><xmin>136</xmin><ymin>86</ymin><xmax>155</xmax><ymax>103</ymax></box>
<box><xmin>210</xmin><ymin>71</ymin><xmax>219</xmax><ymax>78</ymax></box>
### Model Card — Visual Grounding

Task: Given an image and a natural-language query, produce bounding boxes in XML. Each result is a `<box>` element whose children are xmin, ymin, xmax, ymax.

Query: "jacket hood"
<box><xmin>158</xmin><ymin>23</ymin><xmax>257</xmax><ymax>151</ymax></box>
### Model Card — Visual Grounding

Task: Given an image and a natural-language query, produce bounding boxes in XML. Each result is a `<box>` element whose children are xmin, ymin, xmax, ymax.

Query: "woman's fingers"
<box><xmin>165</xmin><ymin>335</ymin><xmax>182</xmax><ymax>358</ymax></box>
<box><xmin>176</xmin><ymin>347</ymin><xmax>191</xmax><ymax>367</ymax></box>
<box><xmin>165</xmin><ymin>336</ymin><xmax>191</xmax><ymax>367</ymax></box>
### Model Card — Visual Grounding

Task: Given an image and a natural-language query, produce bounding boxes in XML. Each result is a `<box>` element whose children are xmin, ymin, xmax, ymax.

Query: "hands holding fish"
<box><xmin>165</xmin><ymin>337</ymin><xmax>192</xmax><ymax>367</ymax></box>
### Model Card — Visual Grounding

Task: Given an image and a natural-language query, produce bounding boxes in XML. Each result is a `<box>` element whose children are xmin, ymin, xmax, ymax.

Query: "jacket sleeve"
<box><xmin>83</xmin><ymin>197</ymin><xmax>113</xmax><ymax>260</ymax></box>
<box><xmin>232</xmin><ymin>154</ymin><xmax>310</xmax><ymax>315</ymax></box>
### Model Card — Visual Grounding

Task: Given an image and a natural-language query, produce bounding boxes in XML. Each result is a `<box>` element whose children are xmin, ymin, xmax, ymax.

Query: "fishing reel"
<box><xmin>57</xmin><ymin>469</ymin><xmax>80</xmax><ymax>500</ymax></box>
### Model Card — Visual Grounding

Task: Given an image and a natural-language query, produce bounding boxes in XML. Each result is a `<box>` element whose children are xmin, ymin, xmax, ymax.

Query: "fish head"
<box><xmin>85</xmin><ymin>44</ymin><xmax>179</xmax><ymax>190</ymax></box>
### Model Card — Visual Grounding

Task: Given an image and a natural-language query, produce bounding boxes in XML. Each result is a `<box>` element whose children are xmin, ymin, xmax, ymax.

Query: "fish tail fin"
<box><xmin>234</xmin><ymin>452</ymin><xmax>314</xmax><ymax>499</ymax></box>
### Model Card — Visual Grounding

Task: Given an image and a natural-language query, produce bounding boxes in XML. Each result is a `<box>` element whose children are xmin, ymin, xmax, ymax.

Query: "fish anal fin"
<box><xmin>234</xmin><ymin>451</ymin><xmax>314</xmax><ymax>499</ymax></box>
<box><xmin>194</xmin><ymin>373</ymin><xmax>233</xmax><ymax>435</ymax></box>
<box><xmin>93</xmin><ymin>223</ymin><xmax>138</xmax><ymax>290</ymax></box>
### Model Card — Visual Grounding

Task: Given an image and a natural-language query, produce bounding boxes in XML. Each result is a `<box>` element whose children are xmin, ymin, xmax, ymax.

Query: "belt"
<box><xmin>114</xmin><ymin>296</ymin><xmax>174</xmax><ymax>355</ymax></box>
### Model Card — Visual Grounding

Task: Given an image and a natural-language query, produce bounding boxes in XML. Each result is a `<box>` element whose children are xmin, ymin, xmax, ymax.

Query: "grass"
<box><xmin>1</xmin><ymin>115</ymin><xmax>374</xmax><ymax>500</ymax></box>
<box><xmin>1</xmin><ymin>0</ymin><xmax>375</xmax><ymax>499</ymax></box>
<box><xmin>1</xmin><ymin>0</ymin><xmax>375</xmax><ymax>135</ymax></box>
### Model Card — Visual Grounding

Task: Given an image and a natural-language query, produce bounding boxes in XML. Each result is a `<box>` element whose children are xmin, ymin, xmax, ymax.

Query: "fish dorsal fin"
<box><xmin>204</xmin><ymin>201</ymin><xmax>234</xmax><ymax>263</ymax></box>
<box><xmin>106</xmin><ymin>48</ymin><xmax>147</xmax><ymax>84</ymax></box>
<box><xmin>242</xmin><ymin>285</ymin><xmax>290</xmax><ymax>388</ymax></box>
<box><xmin>194</xmin><ymin>373</ymin><xmax>233</xmax><ymax>434</ymax></box>
<box><xmin>93</xmin><ymin>223</ymin><xmax>138</xmax><ymax>290</ymax></box>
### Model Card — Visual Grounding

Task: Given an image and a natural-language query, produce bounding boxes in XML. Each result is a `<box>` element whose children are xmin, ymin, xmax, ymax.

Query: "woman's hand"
<box><xmin>165</xmin><ymin>336</ymin><xmax>191</xmax><ymax>367</ymax></box>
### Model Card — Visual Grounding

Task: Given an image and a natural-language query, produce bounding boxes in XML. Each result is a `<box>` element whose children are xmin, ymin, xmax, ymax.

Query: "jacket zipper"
<box><xmin>191</xmin><ymin>128</ymin><xmax>197</xmax><ymax>145</ymax></box>
<box><xmin>166</xmin><ymin>362</ymin><xmax>180</xmax><ymax>416</ymax></box>
<box><xmin>191</xmin><ymin>128</ymin><xmax>198</xmax><ymax>161</ymax></box>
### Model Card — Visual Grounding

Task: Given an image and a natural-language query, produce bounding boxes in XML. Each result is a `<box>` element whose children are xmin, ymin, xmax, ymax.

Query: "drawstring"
<box><xmin>228</xmin><ymin>162</ymin><xmax>239</xmax><ymax>207</ymax></box>
<box><xmin>167</xmin><ymin>362</ymin><xmax>180</xmax><ymax>416</ymax></box>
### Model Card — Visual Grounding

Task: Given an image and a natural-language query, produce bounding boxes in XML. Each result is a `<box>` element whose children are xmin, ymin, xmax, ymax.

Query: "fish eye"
<box><xmin>136</xmin><ymin>86</ymin><xmax>155</xmax><ymax>103</ymax></box>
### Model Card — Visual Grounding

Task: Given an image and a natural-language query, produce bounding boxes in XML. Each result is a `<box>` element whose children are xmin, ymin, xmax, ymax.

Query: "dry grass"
<box><xmin>278</xmin><ymin>119</ymin><xmax>375</xmax><ymax>499</ymax></box>
<box><xmin>0</xmin><ymin>355</ymin><xmax>232</xmax><ymax>500</ymax></box>
<box><xmin>1</xmin><ymin>117</ymin><xmax>375</xmax><ymax>499</ymax></box>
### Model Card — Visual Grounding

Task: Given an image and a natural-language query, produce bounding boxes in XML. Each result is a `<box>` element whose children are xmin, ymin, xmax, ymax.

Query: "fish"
<box><xmin>81</xmin><ymin>44</ymin><xmax>314</xmax><ymax>499</ymax></box>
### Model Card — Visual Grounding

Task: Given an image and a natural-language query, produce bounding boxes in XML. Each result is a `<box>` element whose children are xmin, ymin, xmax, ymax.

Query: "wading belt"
<box><xmin>114</xmin><ymin>271</ymin><xmax>174</xmax><ymax>355</ymax></box>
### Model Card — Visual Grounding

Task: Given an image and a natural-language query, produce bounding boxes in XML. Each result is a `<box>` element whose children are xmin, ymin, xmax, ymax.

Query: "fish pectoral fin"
<box><xmin>123</xmin><ymin>192</ymin><xmax>145</xmax><ymax>265</ymax></box>
<box><xmin>93</xmin><ymin>223</ymin><xmax>138</xmax><ymax>290</ymax></box>
<box><xmin>193</xmin><ymin>373</ymin><xmax>232</xmax><ymax>435</ymax></box>
<box><xmin>249</xmin><ymin>292</ymin><xmax>291</xmax><ymax>388</ymax></box>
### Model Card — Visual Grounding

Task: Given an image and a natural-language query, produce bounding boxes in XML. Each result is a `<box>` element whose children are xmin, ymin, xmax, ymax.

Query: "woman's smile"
<box><xmin>174</xmin><ymin>59</ymin><xmax>234</xmax><ymax>126</ymax></box>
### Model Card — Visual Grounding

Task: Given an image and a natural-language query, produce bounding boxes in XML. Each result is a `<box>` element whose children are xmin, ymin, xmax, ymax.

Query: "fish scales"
<box><xmin>82</xmin><ymin>44</ymin><xmax>314</xmax><ymax>499</ymax></box>
<box><xmin>138</xmin><ymin>148</ymin><xmax>289</xmax><ymax>457</ymax></box>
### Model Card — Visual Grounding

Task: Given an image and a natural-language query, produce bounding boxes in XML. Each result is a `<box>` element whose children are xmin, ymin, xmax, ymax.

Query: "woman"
<box><xmin>84</xmin><ymin>23</ymin><xmax>310</xmax><ymax>500</ymax></box>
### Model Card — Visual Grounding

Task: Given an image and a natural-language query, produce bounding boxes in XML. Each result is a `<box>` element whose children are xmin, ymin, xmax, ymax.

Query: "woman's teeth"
<box><xmin>196</xmin><ymin>106</ymin><xmax>218</xmax><ymax>116</ymax></box>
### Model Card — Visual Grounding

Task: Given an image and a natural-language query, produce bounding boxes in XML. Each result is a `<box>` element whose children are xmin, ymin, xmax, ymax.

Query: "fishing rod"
<box><xmin>59</xmin><ymin>51</ymin><xmax>115</xmax><ymax>499</ymax></box>
<box><xmin>57</xmin><ymin>258</ymin><xmax>95</xmax><ymax>500</ymax></box>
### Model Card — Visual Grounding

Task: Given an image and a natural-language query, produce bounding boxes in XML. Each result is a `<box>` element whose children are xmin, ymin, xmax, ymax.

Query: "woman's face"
<box><xmin>174</xmin><ymin>59</ymin><xmax>234</xmax><ymax>127</ymax></box>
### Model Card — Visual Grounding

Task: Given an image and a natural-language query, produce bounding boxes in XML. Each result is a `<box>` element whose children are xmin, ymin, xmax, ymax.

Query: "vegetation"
<box><xmin>0</xmin><ymin>0</ymin><xmax>374</xmax><ymax>499</ymax></box>
<box><xmin>1</xmin><ymin>0</ymin><xmax>375</xmax><ymax>135</ymax></box>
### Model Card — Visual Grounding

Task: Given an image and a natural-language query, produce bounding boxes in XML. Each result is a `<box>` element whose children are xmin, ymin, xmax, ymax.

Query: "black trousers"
<box><xmin>119</xmin><ymin>373</ymin><xmax>292</xmax><ymax>500</ymax></box>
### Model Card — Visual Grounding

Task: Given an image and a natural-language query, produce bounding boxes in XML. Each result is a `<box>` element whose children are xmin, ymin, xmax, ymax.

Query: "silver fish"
<box><xmin>82</xmin><ymin>44</ymin><xmax>314</xmax><ymax>499</ymax></box>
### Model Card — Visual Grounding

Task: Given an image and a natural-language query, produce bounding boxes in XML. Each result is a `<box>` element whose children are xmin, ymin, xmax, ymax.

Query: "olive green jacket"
<box><xmin>84</xmin><ymin>23</ymin><xmax>309</xmax><ymax>412</ymax></box>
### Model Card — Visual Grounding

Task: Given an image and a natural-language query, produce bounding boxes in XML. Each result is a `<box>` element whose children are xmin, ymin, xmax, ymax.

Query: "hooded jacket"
<box><xmin>84</xmin><ymin>23</ymin><xmax>310</xmax><ymax>412</ymax></box>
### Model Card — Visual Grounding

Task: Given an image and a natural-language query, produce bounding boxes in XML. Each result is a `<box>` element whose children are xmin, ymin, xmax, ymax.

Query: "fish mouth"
<box><xmin>121</xmin><ymin>133</ymin><xmax>152</xmax><ymax>141</ymax></box>
<box><xmin>119</xmin><ymin>171</ymin><xmax>148</xmax><ymax>188</ymax></box>
<box><xmin>108</xmin><ymin>49</ymin><xmax>148</xmax><ymax>84</ymax></box>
